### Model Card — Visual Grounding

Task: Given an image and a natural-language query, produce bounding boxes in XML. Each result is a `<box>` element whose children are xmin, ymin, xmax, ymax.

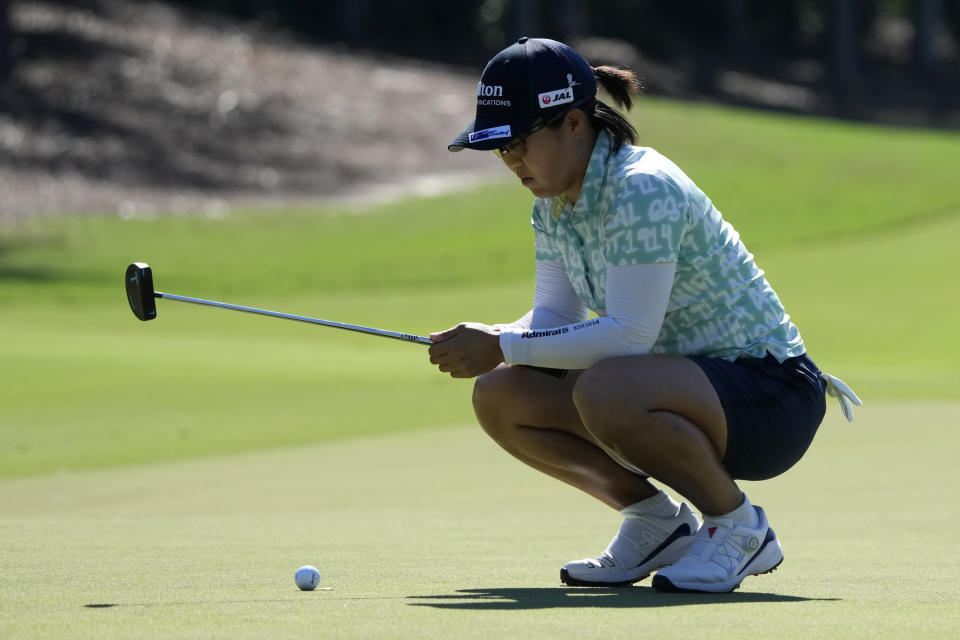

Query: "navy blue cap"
<box><xmin>449</xmin><ymin>37</ymin><xmax>598</xmax><ymax>152</ymax></box>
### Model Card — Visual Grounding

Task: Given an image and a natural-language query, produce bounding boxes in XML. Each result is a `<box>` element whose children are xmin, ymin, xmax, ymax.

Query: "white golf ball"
<box><xmin>295</xmin><ymin>565</ymin><xmax>321</xmax><ymax>591</ymax></box>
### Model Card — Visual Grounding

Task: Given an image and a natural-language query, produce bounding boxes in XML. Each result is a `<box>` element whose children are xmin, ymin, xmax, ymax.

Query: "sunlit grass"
<box><xmin>2</xmin><ymin>97</ymin><xmax>958</xmax><ymax>477</ymax></box>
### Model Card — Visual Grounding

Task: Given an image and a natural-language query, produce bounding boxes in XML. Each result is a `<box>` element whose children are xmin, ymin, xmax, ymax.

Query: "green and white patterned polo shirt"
<box><xmin>530</xmin><ymin>130</ymin><xmax>805</xmax><ymax>362</ymax></box>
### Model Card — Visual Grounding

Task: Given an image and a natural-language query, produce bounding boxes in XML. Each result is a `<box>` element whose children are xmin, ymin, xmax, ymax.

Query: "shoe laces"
<box><xmin>688</xmin><ymin>520</ymin><xmax>758</xmax><ymax>572</ymax></box>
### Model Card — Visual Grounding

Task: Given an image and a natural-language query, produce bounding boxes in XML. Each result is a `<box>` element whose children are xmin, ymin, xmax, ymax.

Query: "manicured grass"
<box><xmin>0</xmin><ymin>283</ymin><xmax>533</xmax><ymax>477</ymax></box>
<box><xmin>2</xmin><ymin>98</ymin><xmax>959</xmax><ymax>478</ymax></box>
<box><xmin>4</xmin><ymin>207</ymin><xmax>956</xmax><ymax>475</ymax></box>
<box><xmin>759</xmin><ymin>206</ymin><xmax>960</xmax><ymax>399</ymax></box>
<box><xmin>1</xmin><ymin>403</ymin><xmax>957</xmax><ymax>639</ymax></box>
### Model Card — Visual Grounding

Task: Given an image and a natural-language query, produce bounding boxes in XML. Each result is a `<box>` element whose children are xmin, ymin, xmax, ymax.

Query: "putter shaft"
<box><xmin>155</xmin><ymin>291</ymin><xmax>432</xmax><ymax>345</ymax></box>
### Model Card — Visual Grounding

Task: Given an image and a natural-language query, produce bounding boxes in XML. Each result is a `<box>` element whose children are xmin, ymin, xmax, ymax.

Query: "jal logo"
<box><xmin>537</xmin><ymin>87</ymin><xmax>573</xmax><ymax>109</ymax></box>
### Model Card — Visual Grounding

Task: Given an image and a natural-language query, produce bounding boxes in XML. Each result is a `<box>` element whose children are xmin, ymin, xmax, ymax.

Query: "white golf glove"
<box><xmin>821</xmin><ymin>372</ymin><xmax>862</xmax><ymax>422</ymax></box>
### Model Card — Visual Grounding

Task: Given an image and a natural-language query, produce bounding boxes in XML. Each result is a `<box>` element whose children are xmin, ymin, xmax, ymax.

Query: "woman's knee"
<box><xmin>472</xmin><ymin>366</ymin><xmax>518</xmax><ymax>436</ymax></box>
<box><xmin>572</xmin><ymin>355</ymin><xmax>727</xmax><ymax>460</ymax></box>
<box><xmin>572</xmin><ymin>358</ymin><xmax>657</xmax><ymax>446</ymax></box>
<box><xmin>474</xmin><ymin>364</ymin><xmax>589</xmax><ymax>447</ymax></box>
<box><xmin>573</xmin><ymin>360</ymin><xmax>627</xmax><ymax>425</ymax></box>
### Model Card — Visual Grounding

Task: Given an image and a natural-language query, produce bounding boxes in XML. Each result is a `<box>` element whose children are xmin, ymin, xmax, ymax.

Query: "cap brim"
<box><xmin>447</xmin><ymin>117</ymin><xmax>537</xmax><ymax>152</ymax></box>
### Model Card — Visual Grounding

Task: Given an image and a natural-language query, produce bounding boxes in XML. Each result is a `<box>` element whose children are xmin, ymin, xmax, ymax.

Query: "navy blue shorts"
<box><xmin>687</xmin><ymin>352</ymin><xmax>827</xmax><ymax>481</ymax></box>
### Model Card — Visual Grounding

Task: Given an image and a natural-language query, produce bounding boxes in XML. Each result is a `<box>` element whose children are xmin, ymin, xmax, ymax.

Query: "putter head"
<box><xmin>126</xmin><ymin>262</ymin><xmax>157</xmax><ymax>321</ymax></box>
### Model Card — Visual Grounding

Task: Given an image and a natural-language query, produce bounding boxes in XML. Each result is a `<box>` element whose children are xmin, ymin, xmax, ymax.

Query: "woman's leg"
<box><xmin>474</xmin><ymin>355</ymin><xmax>787</xmax><ymax>592</ymax></box>
<box><xmin>473</xmin><ymin>363</ymin><xmax>702</xmax><ymax>587</ymax></box>
<box><xmin>472</xmin><ymin>364</ymin><xmax>658</xmax><ymax>509</ymax></box>
<box><xmin>568</xmin><ymin>353</ymin><xmax>790</xmax><ymax>593</ymax></box>
<box><xmin>570</xmin><ymin>354</ymin><xmax>742</xmax><ymax>516</ymax></box>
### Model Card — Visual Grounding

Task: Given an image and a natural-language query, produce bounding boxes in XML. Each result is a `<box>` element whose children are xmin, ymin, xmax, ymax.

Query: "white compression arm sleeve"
<box><xmin>493</xmin><ymin>260</ymin><xmax>588</xmax><ymax>332</ymax></box>
<box><xmin>499</xmin><ymin>262</ymin><xmax>677</xmax><ymax>369</ymax></box>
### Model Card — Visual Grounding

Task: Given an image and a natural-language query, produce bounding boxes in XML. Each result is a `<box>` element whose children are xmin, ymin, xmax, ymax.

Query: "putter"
<box><xmin>125</xmin><ymin>262</ymin><xmax>432</xmax><ymax>345</ymax></box>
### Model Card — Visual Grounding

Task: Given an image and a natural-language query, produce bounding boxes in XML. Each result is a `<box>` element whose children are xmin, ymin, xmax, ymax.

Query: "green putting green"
<box><xmin>1</xmin><ymin>405</ymin><xmax>957</xmax><ymax>639</ymax></box>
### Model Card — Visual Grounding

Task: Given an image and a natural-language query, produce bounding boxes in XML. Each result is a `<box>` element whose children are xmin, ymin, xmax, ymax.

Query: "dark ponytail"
<box><xmin>546</xmin><ymin>64</ymin><xmax>642</xmax><ymax>151</ymax></box>
<box><xmin>590</xmin><ymin>65</ymin><xmax>641</xmax><ymax>151</ymax></box>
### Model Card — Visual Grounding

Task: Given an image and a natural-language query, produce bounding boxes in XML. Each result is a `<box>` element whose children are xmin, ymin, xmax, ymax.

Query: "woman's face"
<box><xmin>497</xmin><ymin>111</ymin><xmax>593</xmax><ymax>202</ymax></box>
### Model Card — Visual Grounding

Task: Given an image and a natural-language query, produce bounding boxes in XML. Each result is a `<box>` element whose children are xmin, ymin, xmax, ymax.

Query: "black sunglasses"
<box><xmin>492</xmin><ymin>98</ymin><xmax>596</xmax><ymax>157</ymax></box>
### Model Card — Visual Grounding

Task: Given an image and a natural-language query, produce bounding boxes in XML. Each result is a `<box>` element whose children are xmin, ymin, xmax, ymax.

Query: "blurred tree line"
<box><xmin>1</xmin><ymin>0</ymin><xmax>958</xmax><ymax>115</ymax></box>
<box><xmin>158</xmin><ymin>0</ymin><xmax>959</xmax><ymax>71</ymax></box>
<box><xmin>0</xmin><ymin>0</ymin><xmax>11</xmax><ymax>82</ymax></box>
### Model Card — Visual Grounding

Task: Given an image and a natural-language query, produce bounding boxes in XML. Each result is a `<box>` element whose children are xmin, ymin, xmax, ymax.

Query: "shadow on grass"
<box><xmin>408</xmin><ymin>586</ymin><xmax>840</xmax><ymax>610</ymax></box>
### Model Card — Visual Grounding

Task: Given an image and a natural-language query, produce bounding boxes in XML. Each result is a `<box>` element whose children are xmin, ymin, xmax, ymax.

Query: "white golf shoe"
<box><xmin>652</xmin><ymin>505</ymin><xmax>783</xmax><ymax>593</ymax></box>
<box><xmin>561</xmin><ymin>502</ymin><xmax>700</xmax><ymax>587</ymax></box>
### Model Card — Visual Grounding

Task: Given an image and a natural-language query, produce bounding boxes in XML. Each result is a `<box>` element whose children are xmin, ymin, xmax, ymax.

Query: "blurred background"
<box><xmin>1</xmin><ymin>0</ymin><xmax>958</xmax><ymax>220</ymax></box>
<box><xmin>162</xmin><ymin>0</ymin><xmax>960</xmax><ymax>120</ymax></box>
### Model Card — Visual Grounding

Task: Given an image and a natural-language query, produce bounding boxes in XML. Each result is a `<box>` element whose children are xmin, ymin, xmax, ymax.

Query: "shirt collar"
<box><xmin>550</xmin><ymin>129</ymin><xmax>615</xmax><ymax>220</ymax></box>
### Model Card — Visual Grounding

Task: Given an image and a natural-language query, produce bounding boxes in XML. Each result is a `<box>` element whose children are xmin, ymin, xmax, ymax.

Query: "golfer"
<box><xmin>428</xmin><ymin>37</ymin><xmax>860</xmax><ymax>593</ymax></box>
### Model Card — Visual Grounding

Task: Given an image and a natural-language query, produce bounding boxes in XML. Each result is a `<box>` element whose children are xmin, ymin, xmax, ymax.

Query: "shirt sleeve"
<box><xmin>493</xmin><ymin>259</ymin><xmax>588</xmax><ymax>332</ymax></box>
<box><xmin>499</xmin><ymin>261</ymin><xmax>676</xmax><ymax>369</ymax></box>
<box><xmin>531</xmin><ymin>259</ymin><xmax>588</xmax><ymax>327</ymax></box>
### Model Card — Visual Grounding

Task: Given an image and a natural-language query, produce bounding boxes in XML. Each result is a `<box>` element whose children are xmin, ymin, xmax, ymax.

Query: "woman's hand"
<box><xmin>428</xmin><ymin>322</ymin><xmax>504</xmax><ymax>378</ymax></box>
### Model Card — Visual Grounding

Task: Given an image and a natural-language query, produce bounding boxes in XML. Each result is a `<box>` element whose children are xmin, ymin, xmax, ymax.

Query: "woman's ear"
<box><xmin>565</xmin><ymin>108</ymin><xmax>589</xmax><ymax>137</ymax></box>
